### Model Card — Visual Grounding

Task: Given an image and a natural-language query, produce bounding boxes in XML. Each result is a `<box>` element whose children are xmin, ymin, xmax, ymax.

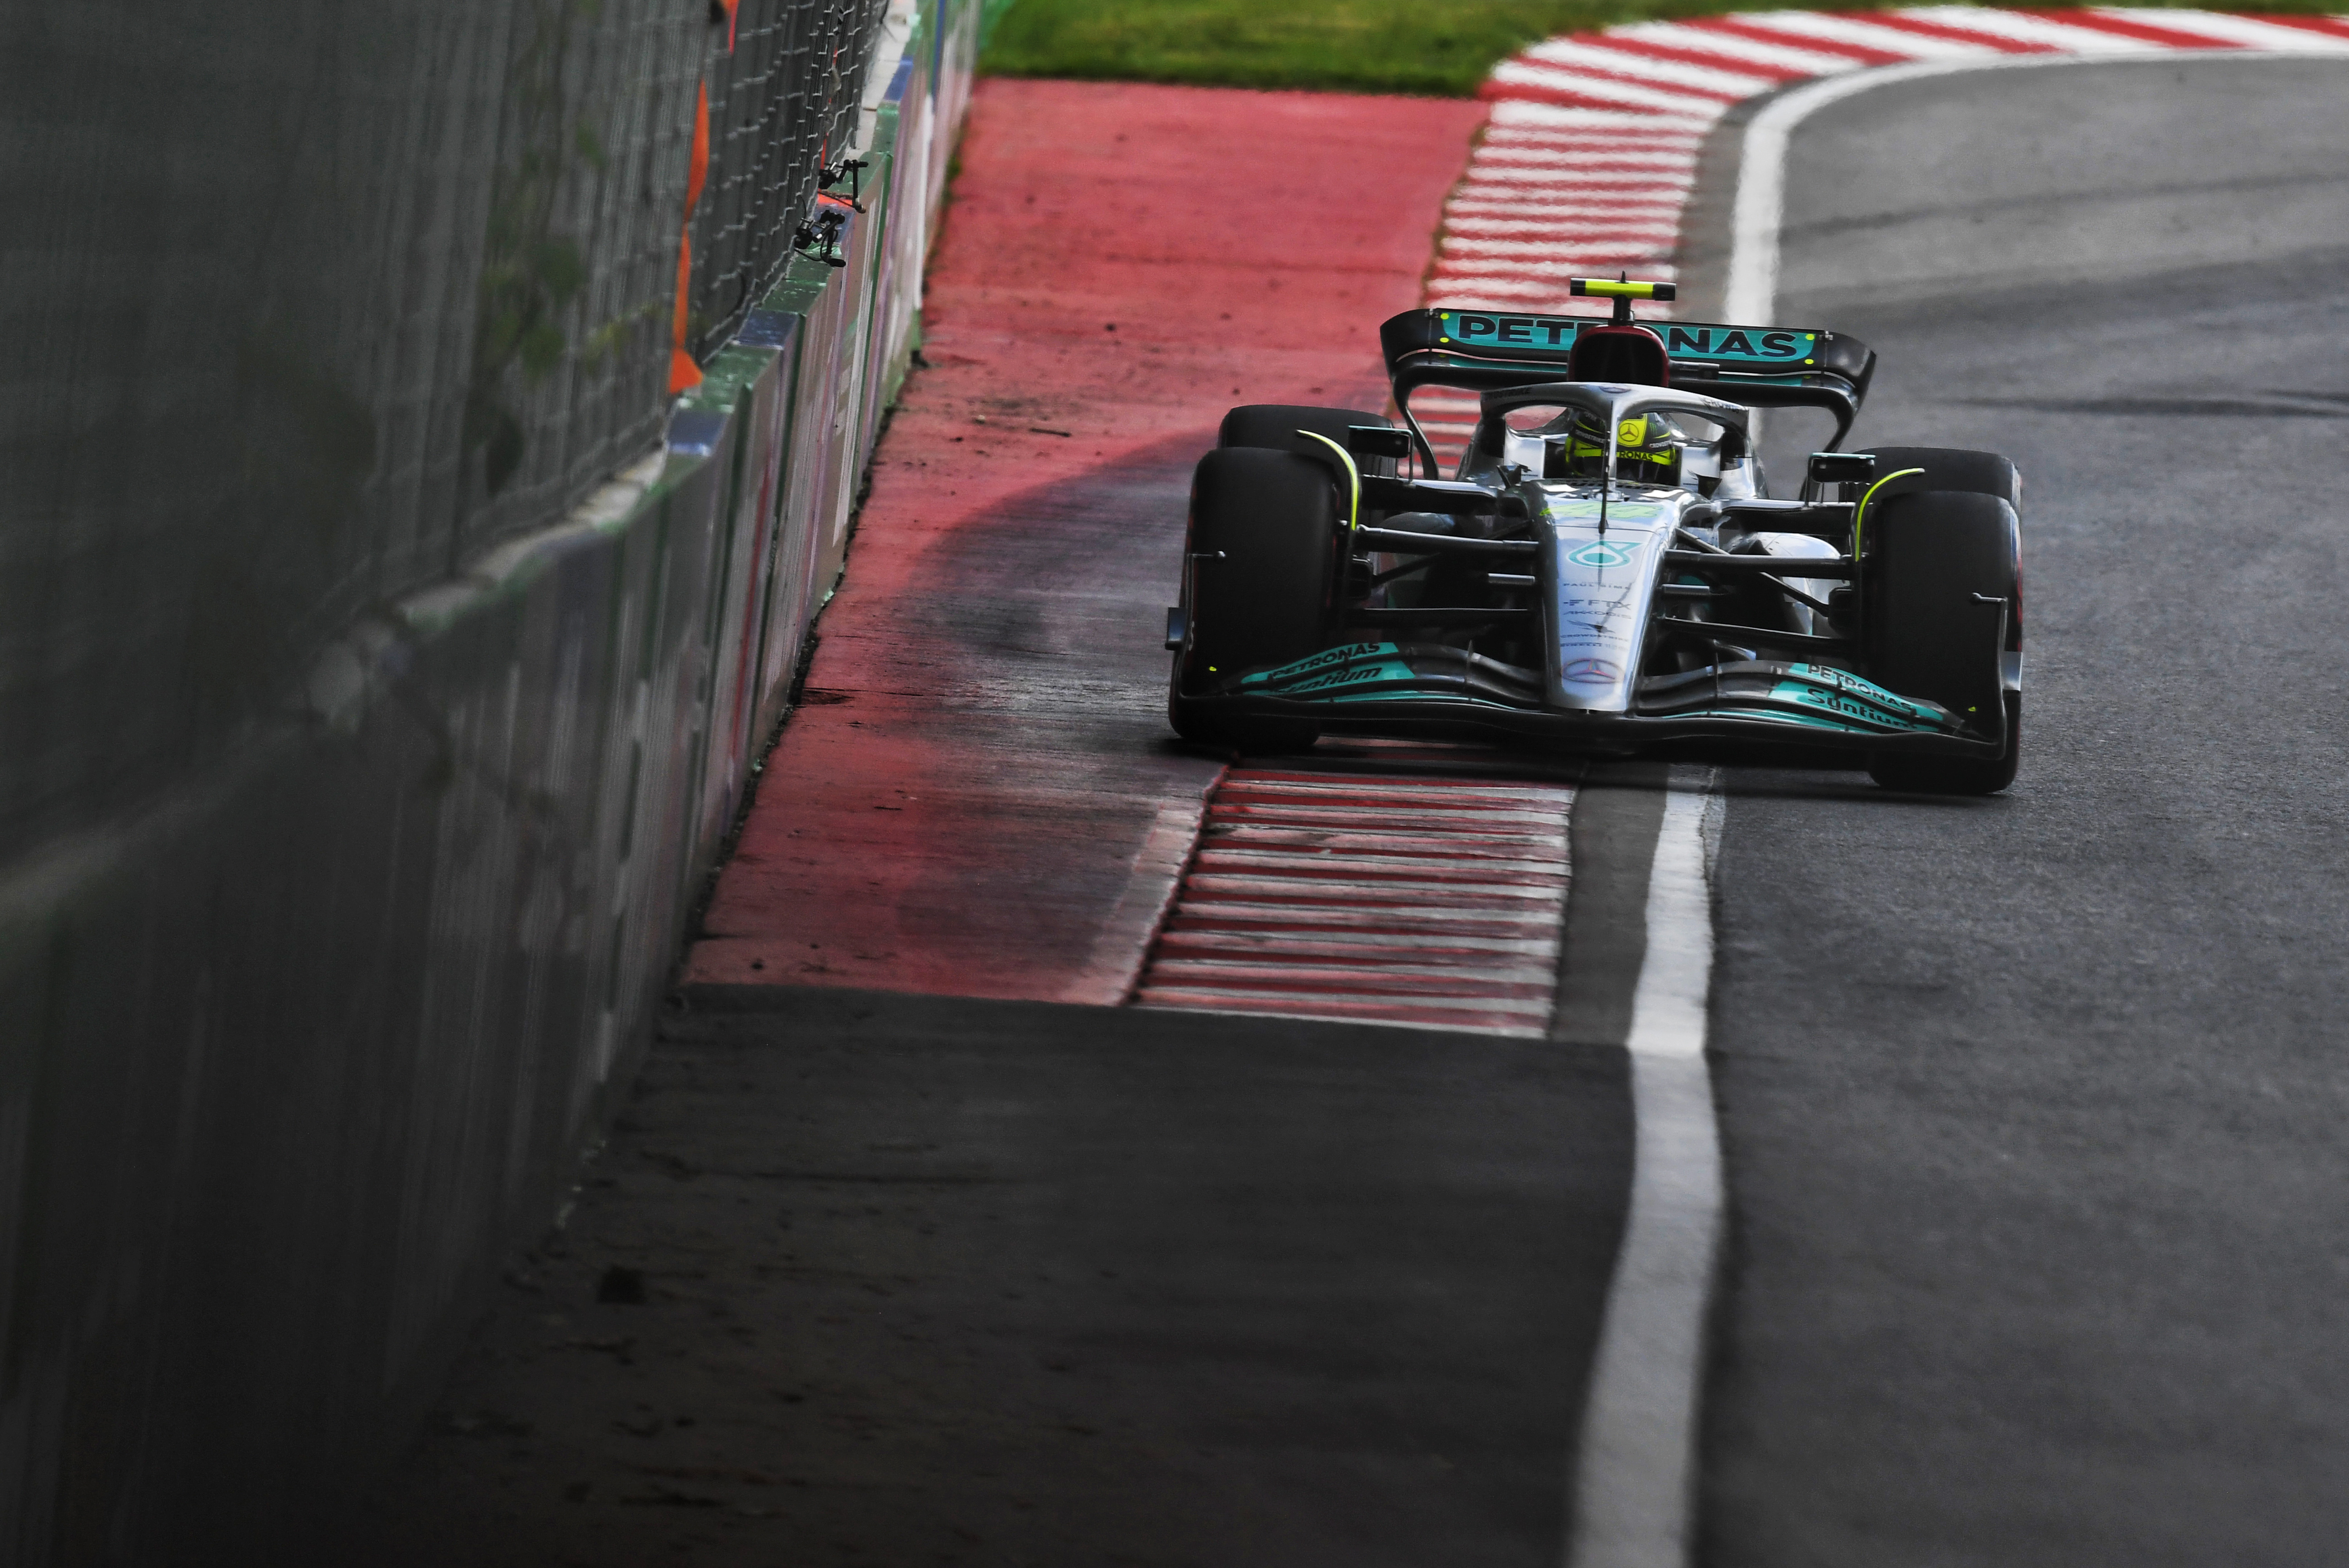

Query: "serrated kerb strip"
<box><xmin>1134</xmin><ymin>765</ymin><xmax>1573</xmax><ymax>1036</ymax></box>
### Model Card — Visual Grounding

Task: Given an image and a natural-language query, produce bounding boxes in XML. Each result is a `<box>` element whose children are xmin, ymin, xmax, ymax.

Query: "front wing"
<box><xmin>1191</xmin><ymin>641</ymin><xmax>2008</xmax><ymax>758</ymax></box>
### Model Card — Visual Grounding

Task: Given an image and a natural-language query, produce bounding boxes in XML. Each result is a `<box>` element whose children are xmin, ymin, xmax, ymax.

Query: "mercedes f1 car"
<box><xmin>1163</xmin><ymin>278</ymin><xmax>2022</xmax><ymax>794</ymax></box>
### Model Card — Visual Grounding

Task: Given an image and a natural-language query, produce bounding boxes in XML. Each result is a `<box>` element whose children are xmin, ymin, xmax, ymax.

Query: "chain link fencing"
<box><xmin>0</xmin><ymin>0</ymin><xmax>892</xmax><ymax>871</ymax></box>
<box><xmin>695</xmin><ymin>0</ymin><xmax>894</xmax><ymax>358</ymax></box>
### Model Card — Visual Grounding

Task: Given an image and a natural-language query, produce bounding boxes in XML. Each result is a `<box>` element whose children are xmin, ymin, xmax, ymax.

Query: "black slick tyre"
<box><xmin>1220</xmin><ymin>405</ymin><xmax>1398</xmax><ymax>476</ymax></box>
<box><xmin>1853</xmin><ymin>445</ymin><xmax>2021</xmax><ymax>508</ymax></box>
<box><xmin>1169</xmin><ymin>446</ymin><xmax>1336</xmax><ymax>753</ymax></box>
<box><xmin>1862</xmin><ymin>487</ymin><xmax>2021</xmax><ymax>796</ymax></box>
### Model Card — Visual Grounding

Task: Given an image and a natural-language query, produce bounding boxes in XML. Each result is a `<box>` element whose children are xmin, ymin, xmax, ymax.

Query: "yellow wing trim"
<box><xmin>1296</xmin><ymin>429</ymin><xmax>1362</xmax><ymax>535</ymax></box>
<box><xmin>1851</xmin><ymin>466</ymin><xmax>1925</xmax><ymax>563</ymax></box>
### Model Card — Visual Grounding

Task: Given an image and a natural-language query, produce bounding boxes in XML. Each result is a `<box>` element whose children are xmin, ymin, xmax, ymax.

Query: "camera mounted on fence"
<box><xmin>792</xmin><ymin>205</ymin><xmax>851</xmax><ymax>269</ymax></box>
<box><xmin>819</xmin><ymin>156</ymin><xmax>868</xmax><ymax>212</ymax></box>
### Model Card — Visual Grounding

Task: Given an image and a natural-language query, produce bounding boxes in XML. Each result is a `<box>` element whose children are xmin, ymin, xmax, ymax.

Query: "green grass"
<box><xmin>980</xmin><ymin>0</ymin><xmax>2344</xmax><ymax>96</ymax></box>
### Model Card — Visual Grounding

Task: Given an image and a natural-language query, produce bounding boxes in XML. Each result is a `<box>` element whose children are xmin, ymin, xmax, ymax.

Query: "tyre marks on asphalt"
<box><xmin>1133</xmin><ymin>763</ymin><xmax>1575</xmax><ymax>1035</ymax></box>
<box><xmin>1411</xmin><ymin>6</ymin><xmax>2349</xmax><ymax>469</ymax></box>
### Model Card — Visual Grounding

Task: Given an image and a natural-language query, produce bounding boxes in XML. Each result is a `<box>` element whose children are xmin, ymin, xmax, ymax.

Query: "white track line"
<box><xmin>1567</xmin><ymin>769</ymin><xmax>1722</xmax><ymax>1568</ymax></box>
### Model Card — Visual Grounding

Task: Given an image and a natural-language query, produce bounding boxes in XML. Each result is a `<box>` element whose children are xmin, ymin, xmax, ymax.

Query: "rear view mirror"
<box><xmin>1347</xmin><ymin>425</ymin><xmax>1413</xmax><ymax>462</ymax></box>
<box><xmin>1808</xmin><ymin>450</ymin><xmax>1876</xmax><ymax>486</ymax></box>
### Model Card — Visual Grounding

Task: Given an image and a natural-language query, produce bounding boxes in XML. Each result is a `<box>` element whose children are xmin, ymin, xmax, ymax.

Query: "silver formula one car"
<box><xmin>1164</xmin><ymin>278</ymin><xmax>2022</xmax><ymax>795</ymax></box>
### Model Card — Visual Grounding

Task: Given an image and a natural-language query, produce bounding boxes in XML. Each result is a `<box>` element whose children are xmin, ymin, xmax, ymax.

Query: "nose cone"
<box><xmin>1539</xmin><ymin>488</ymin><xmax>1688</xmax><ymax>714</ymax></box>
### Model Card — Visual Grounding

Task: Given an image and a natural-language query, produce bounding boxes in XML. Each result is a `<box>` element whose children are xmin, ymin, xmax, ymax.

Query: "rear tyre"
<box><xmin>1220</xmin><ymin>405</ymin><xmax>1398</xmax><ymax>476</ymax></box>
<box><xmin>1169</xmin><ymin>446</ymin><xmax>1336</xmax><ymax>753</ymax></box>
<box><xmin>1862</xmin><ymin>488</ymin><xmax>2021</xmax><ymax>796</ymax></box>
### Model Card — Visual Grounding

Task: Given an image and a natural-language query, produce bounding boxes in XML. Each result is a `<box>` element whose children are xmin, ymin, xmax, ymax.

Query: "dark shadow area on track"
<box><xmin>1553</xmin><ymin>760</ymin><xmax>1669</xmax><ymax>1048</ymax></box>
<box><xmin>693</xmin><ymin>427</ymin><xmax>1233</xmax><ymax>996</ymax></box>
<box><xmin>898</xmin><ymin>425</ymin><xmax>1214</xmax><ymax>706</ymax></box>
<box><xmin>353</xmin><ymin>989</ymin><xmax>1631</xmax><ymax>1567</ymax></box>
<box><xmin>1710</xmin><ymin>770</ymin><xmax>1990</xmax><ymax>807</ymax></box>
<box><xmin>1699</xmin><ymin>56</ymin><xmax>2349</xmax><ymax>1568</ymax></box>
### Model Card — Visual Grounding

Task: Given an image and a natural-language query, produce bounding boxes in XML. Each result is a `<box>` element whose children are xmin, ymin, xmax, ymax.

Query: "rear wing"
<box><xmin>1379</xmin><ymin>307</ymin><xmax>1877</xmax><ymax>467</ymax></box>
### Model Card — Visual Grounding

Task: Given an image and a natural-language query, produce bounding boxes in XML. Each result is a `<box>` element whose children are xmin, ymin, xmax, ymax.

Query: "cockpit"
<box><xmin>1464</xmin><ymin>399</ymin><xmax>1763</xmax><ymax>502</ymax></box>
<box><xmin>1455</xmin><ymin>379</ymin><xmax>1765</xmax><ymax>506</ymax></box>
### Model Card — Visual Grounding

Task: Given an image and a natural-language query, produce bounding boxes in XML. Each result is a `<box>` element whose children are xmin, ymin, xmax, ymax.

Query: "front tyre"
<box><xmin>1852</xmin><ymin>445</ymin><xmax>2021</xmax><ymax>508</ymax></box>
<box><xmin>1868</xmin><ymin>691</ymin><xmax>2020</xmax><ymax>796</ymax></box>
<box><xmin>1219</xmin><ymin>404</ymin><xmax>1398</xmax><ymax>475</ymax></box>
<box><xmin>1862</xmin><ymin>487</ymin><xmax>2021</xmax><ymax>796</ymax></box>
<box><xmin>1169</xmin><ymin>446</ymin><xmax>1336</xmax><ymax>753</ymax></box>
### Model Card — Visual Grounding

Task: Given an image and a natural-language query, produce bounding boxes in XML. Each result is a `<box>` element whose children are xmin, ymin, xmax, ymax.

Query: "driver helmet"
<box><xmin>1546</xmin><ymin>409</ymin><xmax>1683</xmax><ymax>486</ymax></box>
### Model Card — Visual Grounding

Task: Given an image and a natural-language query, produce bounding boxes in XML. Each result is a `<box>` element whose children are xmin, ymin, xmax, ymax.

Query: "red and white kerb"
<box><xmin>1134</xmin><ymin>768</ymin><xmax>1574</xmax><ymax>1036</ymax></box>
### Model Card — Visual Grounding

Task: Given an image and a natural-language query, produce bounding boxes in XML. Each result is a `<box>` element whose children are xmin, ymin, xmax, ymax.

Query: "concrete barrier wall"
<box><xmin>0</xmin><ymin>5</ymin><xmax>975</xmax><ymax>1563</ymax></box>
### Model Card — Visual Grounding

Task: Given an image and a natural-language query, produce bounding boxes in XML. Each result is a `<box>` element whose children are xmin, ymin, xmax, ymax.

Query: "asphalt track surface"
<box><xmin>359</xmin><ymin>55</ymin><xmax>2349</xmax><ymax>1568</ymax></box>
<box><xmin>359</xmin><ymin>996</ymin><xmax>1629</xmax><ymax>1567</ymax></box>
<box><xmin>1706</xmin><ymin>55</ymin><xmax>2349</xmax><ymax>1568</ymax></box>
